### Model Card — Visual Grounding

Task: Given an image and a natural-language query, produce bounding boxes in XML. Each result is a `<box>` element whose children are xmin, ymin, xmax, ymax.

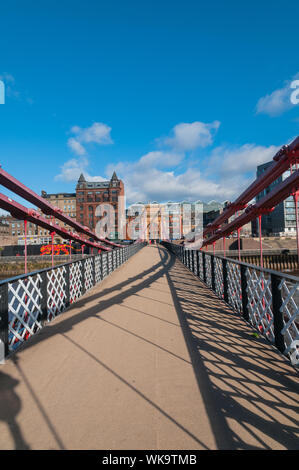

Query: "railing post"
<box><xmin>92</xmin><ymin>256</ymin><xmax>96</xmax><ymax>286</ymax></box>
<box><xmin>108</xmin><ymin>252</ymin><xmax>112</xmax><ymax>274</ymax></box>
<box><xmin>65</xmin><ymin>264</ymin><xmax>70</xmax><ymax>307</ymax></box>
<box><xmin>222</xmin><ymin>258</ymin><xmax>229</xmax><ymax>303</ymax></box>
<box><xmin>240</xmin><ymin>264</ymin><xmax>249</xmax><ymax>321</ymax></box>
<box><xmin>196</xmin><ymin>251</ymin><xmax>200</xmax><ymax>277</ymax></box>
<box><xmin>112</xmin><ymin>251</ymin><xmax>116</xmax><ymax>271</ymax></box>
<box><xmin>271</xmin><ymin>273</ymin><xmax>285</xmax><ymax>353</ymax></box>
<box><xmin>100</xmin><ymin>254</ymin><xmax>103</xmax><ymax>281</ymax></box>
<box><xmin>0</xmin><ymin>283</ymin><xmax>9</xmax><ymax>358</ymax></box>
<box><xmin>100</xmin><ymin>254</ymin><xmax>104</xmax><ymax>279</ymax></box>
<box><xmin>202</xmin><ymin>251</ymin><xmax>206</xmax><ymax>284</ymax></box>
<box><xmin>81</xmin><ymin>260</ymin><xmax>85</xmax><ymax>296</ymax></box>
<box><xmin>40</xmin><ymin>271</ymin><xmax>48</xmax><ymax>324</ymax></box>
<box><xmin>211</xmin><ymin>255</ymin><xmax>216</xmax><ymax>292</ymax></box>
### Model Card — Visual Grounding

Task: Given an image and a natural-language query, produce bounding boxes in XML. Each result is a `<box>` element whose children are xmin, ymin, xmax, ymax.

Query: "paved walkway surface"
<box><xmin>0</xmin><ymin>245</ymin><xmax>298</xmax><ymax>450</ymax></box>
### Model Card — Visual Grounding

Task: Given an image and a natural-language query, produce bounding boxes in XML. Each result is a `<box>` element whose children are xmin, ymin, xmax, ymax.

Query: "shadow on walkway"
<box><xmin>159</xmin><ymin>246</ymin><xmax>299</xmax><ymax>450</ymax></box>
<box><xmin>11</xmin><ymin>246</ymin><xmax>173</xmax><ymax>354</ymax></box>
<box><xmin>2</xmin><ymin>245</ymin><xmax>298</xmax><ymax>450</ymax></box>
<box><xmin>0</xmin><ymin>370</ymin><xmax>29</xmax><ymax>449</ymax></box>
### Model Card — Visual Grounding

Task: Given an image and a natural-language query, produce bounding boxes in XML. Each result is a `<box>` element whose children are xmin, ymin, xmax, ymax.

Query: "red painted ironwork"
<box><xmin>293</xmin><ymin>192</ymin><xmax>299</xmax><ymax>267</ymax></box>
<box><xmin>50</xmin><ymin>232</ymin><xmax>55</xmax><ymax>267</ymax></box>
<box><xmin>0</xmin><ymin>167</ymin><xmax>124</xmax><ymax>248</ymax></box>
<box><xmin>258</xmin><ymin>215</ymin><xmax>263</xmax><ymax>268</ymax></box>
<box><xmin>203</xmin><ymin>136</ymin><xmax>299</xmax><ymax>238</ymax></box>
<box><xmin>202</xmin><ymin>163</ymin><xmax>299</xmax><ymax>249</ymax></box>
<box><xmin>0</xmin><ymin>193</ymin><xmax>112</xmax><ymax>252</ymax></box>
<box><xmin>24</xmin><ymin>219</ymin><xmax>27</xmax><ymax>274</ymax></box>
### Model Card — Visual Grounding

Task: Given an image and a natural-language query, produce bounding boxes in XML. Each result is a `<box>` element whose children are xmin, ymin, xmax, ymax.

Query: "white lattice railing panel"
<box><xmin>279</xmin><ymin>278</ymin><xmax>299</xmax><ymax>357</ymax></box>
<box><xmin>214</xmin><ymin>257</ymin><xmax>224</xmax><ymax>298</ymax></box>
<box><xmin>102</xmin><ymin>254</ymin><xmax>108</xmax><ymax>278</ymax></box>
<box><xmin>246</xmin><ymin>267</ymin><xmax>274</xmax><ymax>341</ymax></box>
<box><xmin>8</xmin><ymin>275</ymin><xmax>43</xmax><ymax>351</ymax></box>
<box><xmin>47</xmin><ymin>266</ymin><xmax>67</xmax><ymax>321</ymax></box>
<box><xmin>205</xmin><ymin>255</ymin><xmax>212</xmax><ymax>288</ymax></box>
<box><xmin>108</xmin><ymin>252</ymin><xmax>113</xmax><ymax>273</ymax></box>
<box><xmin>84</xmin><ymin>258</ymin><xmax>94</xmax><ymax>292</ymax></box>
<box><xmin>193</xmin><ymin>252</ymin><xmax>198</xmax><ymax>275</ymax></box>
<box><xmin>186</xmin><ymin>250</ymin><xmax>191</xmax><ymax>270</ymax></box>
<box><xmin>227</xmin><ymin>261</ymin><xmax>242</xmax><ymax>313</ymax></box>
<box><xmin>95</xmin><ymin>256</ymin><xmax>102</xmax><ymax>283</ymax></box>
<box><xmin>70</xmin><ymin>261</ymin><xmax>82</xmax><ymax>303</ymax></box>
<box><xmin>190</xmin><ymin>251</ymin><xmax>195</xmax><ymax>272</ymax></box>
<box><xmin>0</xmin><ymin>244</ymin><xmax>146</xmax><ymax>358</ymax></box>
<box><xmin>197</xmin><ymin>252</ymin><xmax>204</xmax><ymax>280</ymax></box>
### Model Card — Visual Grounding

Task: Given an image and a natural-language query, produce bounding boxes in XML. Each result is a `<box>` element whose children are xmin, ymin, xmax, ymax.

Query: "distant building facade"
<box><xmin>0</xmin><ymin>217</ymin><xmax>13</xmax><ymax>246</ymax></box>
<box><xmin>39</xmin><ymin>191</ymin><xmax>77</xmax><ymax>243</ymax></box>
<box><xmin>0</xmin><ymin>215</ymin><xmax>51</xmax><ymax>245</ymax></box>
<box><xmin>126</xmin><ymin>201</ymin><xmax>204</xmax><ymax>241</ymax></box>
<box><xmin>256</xmin><ymin>162</ymin><xmax>297</xmax><ymax>236</ymax></box>
<box><xmin>203</xmin><ymin>209</ymin><xmax>221</xmax><ymax>228</ymax></box>
<box><xmin>41</xmin><ymin>191</ymin><xmax>76</xmax><ymax>220</ymax></box>
<box><xmin>76</xmin><ymin>172</ymin><xmax>125</xmax><ymax>239</ymax></box>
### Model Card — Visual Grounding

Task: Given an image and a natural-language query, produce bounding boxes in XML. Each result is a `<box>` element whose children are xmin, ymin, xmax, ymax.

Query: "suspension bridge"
<box><xmin>0</xmin><ymin>138</ymin><xmax>298</xmax><ymax>450</ymax></box>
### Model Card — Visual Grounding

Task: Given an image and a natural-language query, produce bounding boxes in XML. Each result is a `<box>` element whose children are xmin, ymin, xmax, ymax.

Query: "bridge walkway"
<box><xmin>0</xmin><ymin>245</ymin><xmax>298</xmax><ymax>449</ymax></box>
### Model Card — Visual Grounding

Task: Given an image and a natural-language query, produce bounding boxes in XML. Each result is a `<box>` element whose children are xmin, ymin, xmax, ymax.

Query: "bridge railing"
<box><xmin>162</xmin><ymin>242</ymin><xmax>299</xmax><ymax>367</ymax></box>
<box><xmin>0</xmin><ymin>242</ymin><xmax>146</xmax><ymax>358</ymax></box>
<box><xmin>214</xmin><ymin>251</ymin><xmax>298</xmax><ymax>272</ymax></box>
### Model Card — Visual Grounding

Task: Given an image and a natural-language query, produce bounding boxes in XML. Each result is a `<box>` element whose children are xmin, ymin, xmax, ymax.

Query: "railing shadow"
<box><xmin>159</xmin><ymin>247</ymin><xmax>299</xmax><ymax>450</ymax></box>
<box><xmin>0</xmin><ymin>370</ymin><xmax>30</xmax><ymax>449</ymax></box>
<box><xmin>3</xmin><ymin>246</ymin><xmax>209</xmax><ymax>449</ymax></box>
<box><xmin>9</xmin><ymin>246</ymin><xmax>174</xmax><ymax>355</ymax></box>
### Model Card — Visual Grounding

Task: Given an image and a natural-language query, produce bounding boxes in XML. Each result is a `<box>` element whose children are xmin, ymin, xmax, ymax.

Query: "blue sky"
<box><xmin>0</xmin><ymin>0</ymin><xmax>298</xmax><ymax>206</ymax></box>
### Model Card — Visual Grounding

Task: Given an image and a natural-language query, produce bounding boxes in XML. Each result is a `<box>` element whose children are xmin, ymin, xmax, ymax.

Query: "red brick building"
<box><xmin>76</xmin><ymin>172</ymin><xmax>125</xmax><ymax>239</ymax></box>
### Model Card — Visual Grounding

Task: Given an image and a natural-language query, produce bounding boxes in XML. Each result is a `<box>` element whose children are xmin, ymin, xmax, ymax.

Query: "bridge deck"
<box><xmin>0</xmin><ymin>245</ymin><xmax>298</xmax><ymax>450</ymax></box>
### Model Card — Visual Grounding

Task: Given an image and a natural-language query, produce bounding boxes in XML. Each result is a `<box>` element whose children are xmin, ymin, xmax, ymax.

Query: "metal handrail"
<box><xmin>162</xmin><ymin>241</ymin><xmax>299</xmax><ymax>367</ymax></box>
<box><xmin>0</xmin><ymin>242</ymin><xmax>147</xmax><ymax>358</ymax></box>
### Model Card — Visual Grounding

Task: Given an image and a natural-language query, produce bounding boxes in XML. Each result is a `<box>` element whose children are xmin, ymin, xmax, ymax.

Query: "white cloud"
<box><xmin>161</xmin><ymin>120</ymin><xmax>220</xmax><ymax>150</ymax></box>
<box><xmin>138</xmin><ymin>151</ymin><xmax>184</xmax><ymax>169</ymax></box>
<box><xmin>106</xmin><ymin>142</ymin><xmax>278</xmax><ymax>205</ymax></box>
<box><xmin>68</xmin><ymin>122</ymin><xmax>113</xmax><ymax>156</ymax></box>
<box><xmin>55</xmin><ymin>156</ymin><xmax>105</xmax><ymax>182</ymax></box>
<box><xmin>57</xmin><ymin>119</ymin><xmax>279</xmax><ymax>206</ymax></box>
<box><xmin>209</xmin><ymin>143</ymin><xmax>279</xmax><ymax>176</ymax></box>
<box><xmin>67</xmin><ymin>138</ymin><xmax>86</xmax><ymax>156</ymax></box>
<box><xmin>256</xmin><ymin>73</ymin><xmax>299</xmax><ymax>116</ymax></box>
